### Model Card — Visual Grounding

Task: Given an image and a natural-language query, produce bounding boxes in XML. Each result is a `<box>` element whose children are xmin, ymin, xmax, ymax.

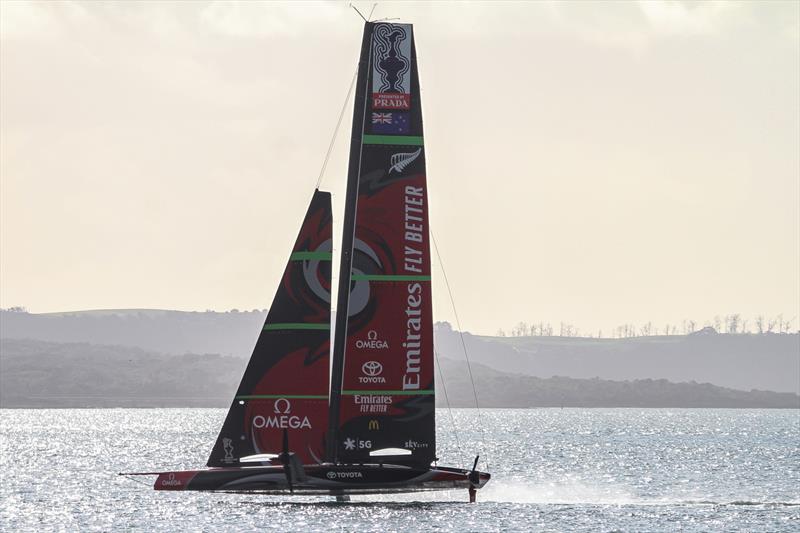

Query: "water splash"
<box><xmin>480</xmin><ymin>479</ymin><xmax>639</xmax><ymax>505</ymax></box>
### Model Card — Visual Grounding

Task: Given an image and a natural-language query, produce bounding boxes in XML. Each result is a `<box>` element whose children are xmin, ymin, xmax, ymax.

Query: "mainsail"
<box><xmin>329</xmin><ymin>22</ymin><xmax>435</xmax><ymax>466</ymax></box>
<box><xmin>207</xmin><ymin>190</ymin><xmax>332</xmax><ymax>466</ymax></box>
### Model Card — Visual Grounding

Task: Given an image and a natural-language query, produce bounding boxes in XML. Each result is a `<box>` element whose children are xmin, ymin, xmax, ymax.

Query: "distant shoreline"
<box><xmin>2</xmin><ymin>311</ymin><xmax>798</xmax><ymax>409</ymax></box>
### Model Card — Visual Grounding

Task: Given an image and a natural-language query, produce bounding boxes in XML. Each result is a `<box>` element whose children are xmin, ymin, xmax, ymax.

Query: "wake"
<box><xmin>348</xmin><ymin>479</ymin><xmax>800</xmax><ymax>507</ymax></box>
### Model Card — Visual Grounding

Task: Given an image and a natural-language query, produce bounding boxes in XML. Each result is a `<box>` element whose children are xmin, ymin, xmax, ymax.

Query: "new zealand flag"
<box><xmin>371</xmin><ymin>112</ymin><xmax>410</xmax><ymax>134</ymax></box>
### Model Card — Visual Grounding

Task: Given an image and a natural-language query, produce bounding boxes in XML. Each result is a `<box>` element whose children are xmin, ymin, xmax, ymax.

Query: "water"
<box><xmin>1</xmin><ymin>408</ymin><xmax>798</xmax><ymax>532</ymax></box>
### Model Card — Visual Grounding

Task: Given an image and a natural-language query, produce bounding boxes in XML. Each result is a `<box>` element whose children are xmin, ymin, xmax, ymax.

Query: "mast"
<box><xmin>327</xmin><ymin>22</ymin><xmax>373</xmax><ymax>463</ymax></box>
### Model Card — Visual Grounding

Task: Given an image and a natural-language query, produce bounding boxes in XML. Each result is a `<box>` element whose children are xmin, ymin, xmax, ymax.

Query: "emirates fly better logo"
<box><xmin>359</xmin><ymin>361</ymin><xmax>386</xmax><ymax>384</ymax></box>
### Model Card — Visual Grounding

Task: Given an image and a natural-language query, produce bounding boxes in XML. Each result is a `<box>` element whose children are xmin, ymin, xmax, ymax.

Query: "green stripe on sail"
<box><xmin>263</xmin><ymin>323</ymin><xmax>330</xmax><ymax>331</ymax></box>
<box><xmin>236</xmin><ymin>394</ymin><xmax>328</xmax><ymax>400</ymax></box>
<box><xmin>290</xmin><ymin>251</ymin><xmax>332</xmax><ymax>261</ymax></box>
<box><xmin>362</xmin><ymin>135</ymin><xmax>424</xmax><ymax>146</ymax></box>
<box><xmin>342</xmin><ymin>390</ymin><xmax>435</xmax><ymax>396</ymax></box>
<box><xmin>350</xmin><ymin>274</ymin><xmax>431</xmax><ymax>282</ymax></box>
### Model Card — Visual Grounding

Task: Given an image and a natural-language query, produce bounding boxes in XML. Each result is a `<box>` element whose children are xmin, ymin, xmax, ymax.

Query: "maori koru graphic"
<box><xmin>374</xmin><ymin>25</ymin><xmax>410</xmax><ymax>93</ymax></box>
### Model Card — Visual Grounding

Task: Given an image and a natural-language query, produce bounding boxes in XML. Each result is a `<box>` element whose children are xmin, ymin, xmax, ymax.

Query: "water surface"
<box><xmin>1</xmin><ymin>408</ymin><xmax>798</xmax><ymax>531</ymax></box>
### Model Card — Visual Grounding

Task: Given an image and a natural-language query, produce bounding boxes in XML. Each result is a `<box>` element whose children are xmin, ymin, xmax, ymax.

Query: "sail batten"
<box><xmin>362</xmin><ymin>135</ymin><xmax>424</xmax><ymax>145</ymax></box>
<box><xmin>262</xmin><ymin>323</ymin><xmax>331</xmax><ymax>331</ymax></box>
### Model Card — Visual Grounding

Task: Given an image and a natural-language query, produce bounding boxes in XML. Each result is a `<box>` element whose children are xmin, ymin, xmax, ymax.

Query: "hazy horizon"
<box><xmin>2</xmin><ymin>1</ymin><xmax>798</xmax><ymax>336</ymax></box>
<box><xmin>2</xmin><ymin>306</ymin><xmax>796</xmax><ymax>338</ymax></box>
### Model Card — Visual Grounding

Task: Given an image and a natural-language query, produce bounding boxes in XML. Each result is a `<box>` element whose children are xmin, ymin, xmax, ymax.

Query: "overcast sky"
<box><xmin>1</xmin><ymin>1</ymin><xmax>798</xmax><ymax>335</ymax></box>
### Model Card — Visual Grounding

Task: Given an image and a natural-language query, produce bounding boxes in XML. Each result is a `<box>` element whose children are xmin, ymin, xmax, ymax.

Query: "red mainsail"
<box><xmin>330</xmin><ymin>22</ymin><xmax>435</xmax><ymax>466</ymax></box>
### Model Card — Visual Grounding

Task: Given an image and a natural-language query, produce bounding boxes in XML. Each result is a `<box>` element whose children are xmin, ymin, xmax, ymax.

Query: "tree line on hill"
<box><xmin>497</xmin><ymin>313</ymin><xmax>797</xmax><ymax>339</ymax></box>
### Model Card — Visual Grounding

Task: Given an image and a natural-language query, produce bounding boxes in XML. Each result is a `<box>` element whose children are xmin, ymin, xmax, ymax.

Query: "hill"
<box><xmin>2</xmin><ymin>309</ymin><xmax>798</xmax><ymax>394</ymax></box>
<box><xmin>1</xmin><ymin>338</ymin><xmax>797</xmax><ymax>408</ymax></box>
<box><xmin>434</xmin><ymin>325</ymin><xmax>800</xmax><ymax>394</ymax></box>
<box><xmin>0</xmin><ymin>308</ymin><xmax>264</xmax><ymax>356</ymax></box>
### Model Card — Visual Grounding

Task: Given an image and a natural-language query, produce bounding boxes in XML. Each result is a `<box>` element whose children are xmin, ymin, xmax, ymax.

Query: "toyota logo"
<box><xmin>326</xmin><ymin>471</ymin><xmax>337</xmax><ymax>479</ymax></box>
<box><xmin>361</xmin><ymin>361</ymin><xmax>383</xmax><ymax>377</ymax></box>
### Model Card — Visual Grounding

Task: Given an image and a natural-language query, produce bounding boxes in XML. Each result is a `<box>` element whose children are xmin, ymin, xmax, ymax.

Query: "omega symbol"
<box><xmin>273</xmin><ymin>398</ymin><xmax>291</xmax><ymax>414</ymax></box>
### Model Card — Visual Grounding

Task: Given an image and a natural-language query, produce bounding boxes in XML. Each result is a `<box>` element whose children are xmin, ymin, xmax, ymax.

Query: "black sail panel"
<box><xmin>332</xmin><ymin>22</ymin><xmax>435</xmax><ymax>467</ymax></box>
<box><xmin>207</xmin><ymin>190</ymin><xmax>332</xmax><ymax>467</ymax></box>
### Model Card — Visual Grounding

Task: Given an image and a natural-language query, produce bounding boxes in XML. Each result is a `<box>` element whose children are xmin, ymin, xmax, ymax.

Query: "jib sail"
<box><xmin>208</xmin><ymin>190</ymin><xmax>332</xmax><ymax>466</ymax></box>
<box><xmin>329</xmin><ymin>22</ymin><xmax>435</xmax><ymax>466</ymax></box>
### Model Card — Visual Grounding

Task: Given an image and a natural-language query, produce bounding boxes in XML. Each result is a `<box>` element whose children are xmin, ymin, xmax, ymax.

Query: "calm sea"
<box><xmin>1</xmin><ymin>408</ymin><xmax>798</xmax><ymax>532</ymax></box>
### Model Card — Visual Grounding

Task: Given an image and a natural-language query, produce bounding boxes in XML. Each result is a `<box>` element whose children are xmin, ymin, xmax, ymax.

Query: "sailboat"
<box><xmin>125</xmin><ymin>20</ymin><xmax>490</xmax><ymax>501</ymax></box>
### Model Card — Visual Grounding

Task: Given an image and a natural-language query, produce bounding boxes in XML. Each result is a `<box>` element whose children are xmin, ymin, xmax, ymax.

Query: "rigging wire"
<box><xmin>433</xmin><ymin>347</ymin><xmax>464</xmax><ymax>461</ymax></box>
<box><xmin>315</xmin><ymin>69</ymin><xmax>358</xmax><ymax>190</ymax></box>
<box><xmin>119</xmin><ymin>474</ymin><xmax>153</xmax><ymax>487</ymax></box>
<box><xmin>431</xmin><ymin>231</ymin><xmax>489</xmax><ymax>470</ymax></box>
<box><xmin>349</xmin><ymin>3</ymin><xmax>368</xmax><ymax>23</ymax></box>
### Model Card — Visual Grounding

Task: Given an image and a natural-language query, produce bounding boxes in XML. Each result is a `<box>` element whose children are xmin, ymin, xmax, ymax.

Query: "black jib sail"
<box><xmin>328</xmin><ymin>22</ymin><xmax>435</xmax><ymax>467</ymax></box>
<box><xmin>207</xmin><ymin>190</ymin><xmax>332</xmax><ymax>467</ymax></box>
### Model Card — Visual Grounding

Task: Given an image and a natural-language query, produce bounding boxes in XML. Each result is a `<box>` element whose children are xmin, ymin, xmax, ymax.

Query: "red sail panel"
<box><xmin>336</xmin><ymin>23</ymin><xmax>435</xmax><ymax>466</ymax></box>
<box><xmin>207</xmin><ymin>190</ymin><xmax>332</xmax><ymax>466</ymax></box>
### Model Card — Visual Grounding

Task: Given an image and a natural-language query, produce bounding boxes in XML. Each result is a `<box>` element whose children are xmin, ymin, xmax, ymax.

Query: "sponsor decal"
<box><xmin>344</xmin><ymin>437</ymin><xmax>372</xmax><ymax>450</ymax></box>
<box><xmin>372</xmin><ymin>24</ymin><xmax>411</xmax><ymax>110</ymax></box>
<box><xmin>356</xmin><ymin>394</ymin><xmax>392</xmax><ymax>413</ymax></box>
<box><xmin>373</xmin><ymin>93</ymin><xmax>410</xmax><ymax>110</ymax></box>
<box><xmin>327</xmin><ymin>471</ymin><xmax>364</xmax><ymax>479</ymax></box>
<box><xmin>359</xmin><ymin>361</ymin><xmax>386</xmax><ymax>384</ymax></box>
<box><xmin>360</xmin><ymin>404</ymin><xmax>388</xmax><ymax>414</ymax></box>
<box><xmin>404</xmin><ymin>439</ymin><xmax>430</xmax><ymax>449</ymax></box>
<box><xmin>362</xmin><ymin>361</ymin><xmax>383</xmax><ymax>376</ymax></box>
<box><xmin>368</xmin><ymin>419</ymin><xmax>380</xmax><ymax>430</ymax></box>
<box><xmin>223</xmin><ymin>438</ymin><xmax>235</xmax><ymax>463</ymax></box>
<box><xmin>402</xmin><ymin>184</ymin><xmax>426</xmax><ymax>390</ymax></box>
<box><xmin>274</xmin><ymin>398</ymin><xmax>291</xmax><ymax>414</ymax></box>
<box><xmin>389</xmin><ymin>148</ymin><xmax>422</xmax><ymax>174</ymax></box>
<box><xmin>156</xmin><ymin>471</ymin><xmax>198</xmax><ymax>490</ymax></box>
<box><xmin>402</xmin><ymin>281</ymin><xmax>423</xmax><ymax>391</ymax></box>
<box><xmin>161</xmin><ymin>473</ymin><xmax>182</xmax><ymax>487</ymax></box>
<box><xmin>251</xmin><ymin>398</ymin><xmax>312</xmax><ymax>430</ymax></box>
<box><xmin>355</xmin><ymin>330</ymin><xmax>389</xmax><ymax>350</ymax></box>
<box><xmin>371</xmin><ymin>112</ymin><xmax>410</xmax><ymax>134</ymax></box>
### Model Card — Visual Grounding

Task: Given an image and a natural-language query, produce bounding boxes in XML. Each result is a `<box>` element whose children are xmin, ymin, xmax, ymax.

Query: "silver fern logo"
<box><xmin>389</xmin><ymin>148</ymin><xmax>422</xmax><ymax>174</ymax></box>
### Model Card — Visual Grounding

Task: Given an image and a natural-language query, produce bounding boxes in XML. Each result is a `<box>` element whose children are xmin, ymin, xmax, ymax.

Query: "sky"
<box><xmin>1</xmin><ymin>1</ymin><xmax>798</xmax><ymax>336</ymax></box>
